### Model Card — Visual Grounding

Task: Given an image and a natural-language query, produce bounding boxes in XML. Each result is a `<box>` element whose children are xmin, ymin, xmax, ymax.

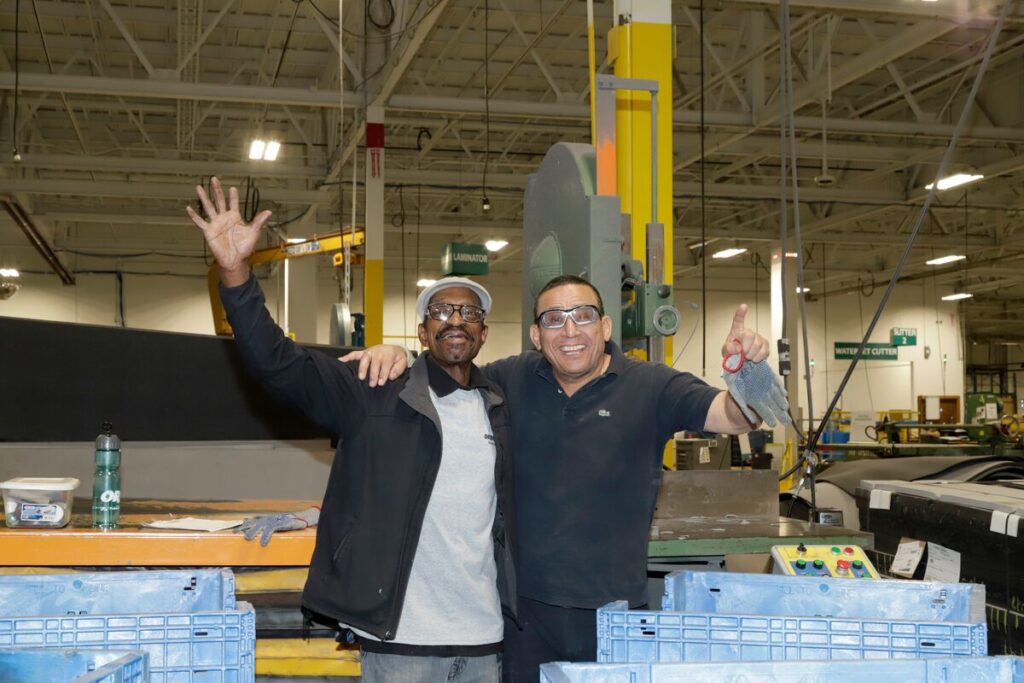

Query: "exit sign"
<box><xmin>441</xmin><ymin>242</ymin><xmax>489</xmax><ymax>276</ymax></box>
<box><xmin>890</xmin><ymin>327</ymin><xmax>917</xmax><ymax>346</ymax></box>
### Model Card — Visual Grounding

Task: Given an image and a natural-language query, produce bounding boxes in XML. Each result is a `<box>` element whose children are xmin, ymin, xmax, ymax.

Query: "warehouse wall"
<box><xmin>675</xmin><ymin>275</ymin><xmax>967</xmax><ymax>425</ymax></box>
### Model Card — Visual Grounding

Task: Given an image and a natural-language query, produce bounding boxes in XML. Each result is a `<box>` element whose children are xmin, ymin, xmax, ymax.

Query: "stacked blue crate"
<box><xmin>0</xmin><ymin>570</ymin><xmax>254</xmax><ymax>683</ymax></box>
<box><xmin>539</xmin><ymin>657</ymin><xmax>1024</xmax><ymax>683</ymax></box>
<box><xmin>596</xmin><ymin>570</ymin><xmax>988</xmax><ymax>664</ymax></box>
<box><xmin>0</xmin><ymin>648</ymin><xmax>148</xmax><ymax>683</ymax></box>
<box><xmin>661</xmin><ymin>570</ymin><xmax>985</xmax><ymax>622</ymax></box>
<box><xmin>598</xmin><ymin>600</ymin><xmax>986</xmax><ymax>663</ymax></box>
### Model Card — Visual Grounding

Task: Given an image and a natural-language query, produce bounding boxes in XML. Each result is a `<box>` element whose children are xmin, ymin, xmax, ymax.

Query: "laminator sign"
<box><xmin>441</xmin><ymin>242</ymin><xmax>489</xmax><ymax>276</ymax></box>
<box><xmin>834</xmin><ymin>342</ymin><xmax>899</xmax><ymax>361</ymax></box>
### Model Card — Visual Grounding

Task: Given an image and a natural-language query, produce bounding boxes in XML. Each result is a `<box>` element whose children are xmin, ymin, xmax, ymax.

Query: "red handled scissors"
<box><xmin>721</xmin><ymin>338</ymin><xmax>745</xmax><ymax>374</ymax></box>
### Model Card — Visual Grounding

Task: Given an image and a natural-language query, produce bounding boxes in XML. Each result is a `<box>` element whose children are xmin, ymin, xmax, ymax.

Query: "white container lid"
<box><xmin>0</xmin><ymin>477</ymin><xmax>81</xmax><ymax>491</ymax></box>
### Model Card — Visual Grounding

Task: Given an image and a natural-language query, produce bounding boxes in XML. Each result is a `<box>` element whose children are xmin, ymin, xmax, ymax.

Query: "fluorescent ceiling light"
<box><xmin>484</xmin><ymin>239</ymin><xmax>508</xmax><ymax>252</ymax></box>
<box><xmin>0</xmin><ymin>268</ymin><xmax>19</xmax><ymax>278</ymax></box>
<box><xmin>712</xmin><ymin>247</ymin><xmax>748</xmax><ymax>259</ymax></box>
<box><xmin>416</xmin><ymin>278</ymin><xmax>437</xmax><ymax>287</ymax></box>
<box><xmin>249</xmin><ymin>140</ymin><xmax>265</xmax><ymax>160</ymax></box>
<box><xmin>249</xmin><ymin>139</ymin><xmax>280</xmax><ymax>161</ymax></box>
<box><xmin>926</xmin><ymin>254</ymin><xmax>966</xmax><ymax>266</ymax></box>
<box><xmin>941</xmin><ymin>292</ymin><xmax>973</xmax><ymax>301</ymax></box>
<box><xmin>796</xmin><ymin>287</ymin><xmax>810</xmax><ymax>293</ymax></box>
<box><xmin>286</xmin><ymin>237</ymin><xmax>306</xmax><ymax>244</ymax></box>
<box><xmin>925</xmin><ymin>173</ymin><xmax>984</xmax><ymax>191</ymax></box>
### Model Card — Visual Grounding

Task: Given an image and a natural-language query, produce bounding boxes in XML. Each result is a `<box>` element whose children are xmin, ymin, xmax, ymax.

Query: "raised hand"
<box><xmin>186</xmin><ymin>176</ymin><xmax>272</xmax><ymax>285</ymax></box>
<box><xmin>721</xmin><ymin>303</ymin><xmax>769</xmax><ymax>363</ymax></box>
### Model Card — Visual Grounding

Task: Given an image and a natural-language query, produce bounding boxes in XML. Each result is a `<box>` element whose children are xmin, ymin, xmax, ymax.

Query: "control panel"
<box><xmin>771</xmin><ymin>543</ymin><xmax>879</xmax><ymax>579</ymax></box>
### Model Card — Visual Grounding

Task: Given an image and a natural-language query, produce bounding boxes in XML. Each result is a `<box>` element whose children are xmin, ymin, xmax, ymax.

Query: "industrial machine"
<box><xmin>521</xmin><ymin>75</ymin><xmax>680</xmax><ymax>359</ymax></box>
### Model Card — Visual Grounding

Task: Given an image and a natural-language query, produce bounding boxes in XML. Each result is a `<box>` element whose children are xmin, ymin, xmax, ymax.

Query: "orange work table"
<box><xmin>0</xmin><ymin>498</ymin><xmax>318</xmax><ymax>566</ymax></box>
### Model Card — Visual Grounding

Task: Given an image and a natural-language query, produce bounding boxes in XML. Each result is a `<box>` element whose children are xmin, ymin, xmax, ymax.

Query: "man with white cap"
<box><xmin>187</xmin><ymin>177</ymin><xmax>516</xmax><ymax>683</ymax></box>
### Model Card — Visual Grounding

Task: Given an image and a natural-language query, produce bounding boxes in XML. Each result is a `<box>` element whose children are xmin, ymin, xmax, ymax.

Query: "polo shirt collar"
<box><xmin>425</xmin><ymin>352</ymin><xmax>488</xmax><ymax>397</ymax></box>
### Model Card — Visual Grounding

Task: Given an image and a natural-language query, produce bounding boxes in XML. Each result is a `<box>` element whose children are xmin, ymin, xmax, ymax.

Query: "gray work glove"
<box><xmin>722</xmin><ymin>356</ymin><xmax>792</xmax><ymax>428</ymax></box>
<box><xmin>236</xmin><ymin>506</ymin><xmax>320</xmax><ymax>546</ymax></box>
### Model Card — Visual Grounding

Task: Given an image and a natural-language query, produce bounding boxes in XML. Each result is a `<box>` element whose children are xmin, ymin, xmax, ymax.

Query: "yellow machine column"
<box><xmin>608</xmin><ymin>1</ymin><xmax>676</xmax><ymax>468</ymax></box>
<box><xmin>364</xmin><ymin>106</ymin><xmax>385</xmax><ymax>347</ymax></box>
<box><xmin>608</xmin><ymin>0</ymin><xmax>674</xmax><ymax>364</ymax></box>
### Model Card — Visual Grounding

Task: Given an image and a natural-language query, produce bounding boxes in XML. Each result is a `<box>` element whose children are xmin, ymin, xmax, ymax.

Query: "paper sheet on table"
<box><xmin>144</xmin><ymin>517</ymin><xmax>243</xmax><ymax>532</ymax></box>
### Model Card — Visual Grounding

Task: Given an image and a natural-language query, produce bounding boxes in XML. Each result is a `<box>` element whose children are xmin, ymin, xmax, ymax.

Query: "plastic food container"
<box><xmin>0</xmin><ymin>477</ymin><xmax>80</xmax><ymax>528</ymax></box>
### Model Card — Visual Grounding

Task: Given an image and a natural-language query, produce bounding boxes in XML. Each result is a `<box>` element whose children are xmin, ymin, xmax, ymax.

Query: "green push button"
<box><xmin>796</xmin><ymin>559</ymin><xmax>807</xmax><ymax>570</ymax></box>
<box><xmin>813</xmin><ymin>559</ymin><xmax>824</xmax><ymax>569</ymax></box>
<box><xmin>852</xmin><ymin>560</ymin><xmax>864</xmax><ymax>569</ymax></box>
<box><xmin>831</xmin><ymin>546</ymin><xmax>841</xmax><ymax>554</ymax></box>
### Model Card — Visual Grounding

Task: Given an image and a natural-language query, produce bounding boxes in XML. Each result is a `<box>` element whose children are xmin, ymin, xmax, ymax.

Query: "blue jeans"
<box><xmin>360</xmin><ymin>651</ymin><xmax>501</xmax><ymax>683</ymax></box>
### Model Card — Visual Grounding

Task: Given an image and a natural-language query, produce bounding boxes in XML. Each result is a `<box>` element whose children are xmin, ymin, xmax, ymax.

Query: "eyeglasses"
<box><xmin>535</xmin><ymin>304</ymin><xmax>601</xmax><ymax>329</ymax></box>
<box><xmin>425</xmin><ymin>302</ymin><xmax>486</xmax><ymax>323</ymax></box>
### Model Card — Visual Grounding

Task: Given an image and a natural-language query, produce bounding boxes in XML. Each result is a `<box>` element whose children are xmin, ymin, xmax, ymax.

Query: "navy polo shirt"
<box><xmin>483</xmin><ymin>341</ymin><xmax>721</xmax><ymax>609</ymax></box>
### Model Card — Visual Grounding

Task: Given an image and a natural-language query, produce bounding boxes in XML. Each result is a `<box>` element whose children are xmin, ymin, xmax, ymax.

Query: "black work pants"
<box><xmin>501</xmin><ymin>596</ymin><xmax>597</xmax><ymax>683</ymax></box>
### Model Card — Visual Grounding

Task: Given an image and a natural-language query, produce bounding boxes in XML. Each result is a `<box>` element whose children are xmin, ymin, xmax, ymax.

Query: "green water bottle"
<box><xmin>92</xmin><ymin>422</ymin><xmax>121</xmax><ymax>529</ymax></box>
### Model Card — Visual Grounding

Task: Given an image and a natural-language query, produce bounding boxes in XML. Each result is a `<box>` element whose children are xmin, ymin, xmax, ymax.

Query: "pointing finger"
<box><xmin>730</xmin><ymin>304</ymin><xmax>748</xmax><ymax>337</ymax></box>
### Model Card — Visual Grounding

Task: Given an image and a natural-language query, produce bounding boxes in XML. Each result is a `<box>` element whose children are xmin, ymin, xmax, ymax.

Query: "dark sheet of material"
<box><xmin>0</xmin><ymin>315</ymin><xmax>356</xmax><ymax>442</ymax></box>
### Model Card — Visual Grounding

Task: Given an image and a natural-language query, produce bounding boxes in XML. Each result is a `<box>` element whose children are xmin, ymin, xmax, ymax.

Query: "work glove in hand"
<box><xmin>236</xmin><ymin>506</ymin><xmax>320</xmax><ymax>547</ymax></box>
<box><xmin>722</xmin><ymin>356</ymin><xmax>792</xmax><ymax>428</ymax></box>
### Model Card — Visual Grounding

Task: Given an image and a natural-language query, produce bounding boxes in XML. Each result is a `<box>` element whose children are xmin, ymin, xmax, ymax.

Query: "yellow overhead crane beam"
<box><xmin>207</xmin><ymin>229</ymin><xmax>366</xmax><ymax>336</ymax></box>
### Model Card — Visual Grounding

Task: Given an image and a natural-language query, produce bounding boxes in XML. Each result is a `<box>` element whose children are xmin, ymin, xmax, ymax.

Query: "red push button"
<box><xmin>844</xmin><ymin>547</ymin><xmax>855</xmax><ymax>555</ymax></box>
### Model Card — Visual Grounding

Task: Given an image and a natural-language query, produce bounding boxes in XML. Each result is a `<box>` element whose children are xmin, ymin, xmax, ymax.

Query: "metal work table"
<box><xmin>648</xmin><ymin>515</ymin><xmax>872</xmax><ymax>558</ymax></box>
<box><xmin>648</xmin><ymin>469</ymin><xmax>872</xmax><ymax>560</ymax></box>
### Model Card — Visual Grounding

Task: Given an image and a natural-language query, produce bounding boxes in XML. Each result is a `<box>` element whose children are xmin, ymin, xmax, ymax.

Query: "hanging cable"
<box><xmin>781</xmin><ymin>0</ymin><xmax>817</xmax><ymax>452</ymax></box>
<box><xmin>699</xmin><ymin>0</ymin><xmax>707</xmax><ymax>377</ymax></box>
<box><xmin>12</xmin><ymin>0</ymin><xmax>21</xmax><ymax>162</ymax></box>
<box><xmin>806</xmin><ymin>0</ymin><xmax>1014</xmax><ymax>460</ymax></box>
<box><xmin>482</xmin><ymin>0</ymin><xmax>492</xmax><ymax>212</ymax></box>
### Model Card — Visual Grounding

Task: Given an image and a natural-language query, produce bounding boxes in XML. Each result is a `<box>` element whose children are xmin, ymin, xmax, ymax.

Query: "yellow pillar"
<box><xmin>608</xmin><ymin>2</ymin><xmax>675</xmax><ymax>467</ymax></box>
<box><xmin>364</xmin><ymin>106</ymin><xmax>385</xmax><ymax>346</ymax></box>
<box><xmin>608</xmin><ymin>2</ymin><xmax>674</xmax><ymax>363</ymax></box>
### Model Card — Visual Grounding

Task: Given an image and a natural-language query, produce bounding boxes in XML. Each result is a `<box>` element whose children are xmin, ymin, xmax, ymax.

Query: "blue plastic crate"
<box><xmin>597</xmin><ymin>601</ymin><xmax>987</xmax><ymax>663</ymax></box>
<box><xmin>662</xmin><ymin>570</ymin><xmax>984</xmax><ymax>623</ymax></box>
<box><xmin>0</xmin><ymin>570</ymin><xmax>236</xmax><ymax>617</ymax></box>
<box><xmin>0</xmin><ymin>648</ymin><xmax>148</xmax><ymax>683</ymax></box>
<box><xmin>0</xmin><ymin>602</ymin><xmax>255</xmax><ymax>683</ymax></box>
<box><xmin>540</xmin><ymin>657</ymin><xmax>1024</xmax><ymax>682</ymax></box>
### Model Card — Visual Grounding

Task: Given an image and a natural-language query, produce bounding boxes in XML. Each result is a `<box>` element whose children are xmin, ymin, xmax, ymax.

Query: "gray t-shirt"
<box><xmin>353</xmin><ymin>383</ymin><xmax>502</xmax><ymax>646</ymax></box>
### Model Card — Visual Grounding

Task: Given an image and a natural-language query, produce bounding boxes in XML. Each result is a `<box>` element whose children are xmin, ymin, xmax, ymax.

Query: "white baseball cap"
<box><xmin>416</xmin><ymin>277</ymin><xmax>492</xmax><ymax>320</ymax></box>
